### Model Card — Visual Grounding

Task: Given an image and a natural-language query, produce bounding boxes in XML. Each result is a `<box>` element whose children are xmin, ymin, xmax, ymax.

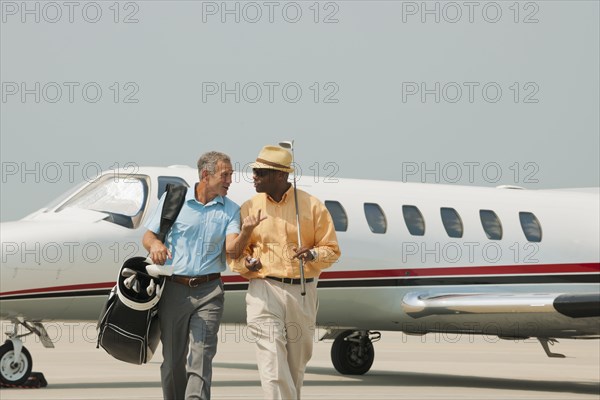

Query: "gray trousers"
<box><xmin>158</xmin><ymin>278</ymin><xmax>224</xmax><ymax>400</ymax></box>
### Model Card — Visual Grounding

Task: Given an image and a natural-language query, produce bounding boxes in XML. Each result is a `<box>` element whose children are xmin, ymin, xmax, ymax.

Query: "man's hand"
<box><xmin>241</xmin><ymin>209</ymin><xmax>267</xmax><ymax>233</ymax></box>
<box><xmin>226</xmin><ymin>210</ymin><xmax>268</xmax><ymax>260</ymax></box>
<box><xmin>293</xmin><ymin>246</ymin><xmax>316</xmax><ymax>262</ymax></box>
<box><xmin>245</xmin><ymin>256</ymin><xmax>262</xmax><ymax>272</ymax></box>
<box><xmin>149</xmin><ymin>242</ymin><xmax>172</xmax><ymax>265</ymax></box>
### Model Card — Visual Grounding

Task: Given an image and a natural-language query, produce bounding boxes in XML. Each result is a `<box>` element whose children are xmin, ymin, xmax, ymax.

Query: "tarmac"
<box><xmin>0</xmin><ymin>321</ymin><xmax>598</xmax><ymax>400</ymax></box>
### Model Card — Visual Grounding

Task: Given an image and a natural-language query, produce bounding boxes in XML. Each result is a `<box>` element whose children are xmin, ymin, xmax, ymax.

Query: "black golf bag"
<box><xmin>97</xmin><ymin>257</ymin><xmax>163</xmax><ymax>364</ymax></box>
<box><xmin>97</xmin><ymin>184</ymin><xmax>187</xmax><ymax>364</ymax></box>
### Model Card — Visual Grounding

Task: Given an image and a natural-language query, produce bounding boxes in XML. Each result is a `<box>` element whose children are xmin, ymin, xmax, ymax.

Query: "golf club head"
<box><xmin>132</xmin><ymin>279</ymin><xmax>140</xmax><ymax>293</ymax></box>
<box><xmin>278</xmin><ymin>140</ymin><xmax>294</xmax><ymax>150</ymax></box>
<box><xmin>156</xmin><ymin>282</ymin><xmax>165</xmax><ymax>298</ymax></box>
<box><xmin>123</xmin><ymin>274</ymin><xmax>136</xmax><ymax>289</ymax></box>
<box><xmin>146</xmin><ymin>279</ymin><xmax>156</xmax><ymax>296</ymax></box>
<box><xmin>121</xmin><ymin>268</ymin><xmax>136</xmax><ymax>278</ymax></box>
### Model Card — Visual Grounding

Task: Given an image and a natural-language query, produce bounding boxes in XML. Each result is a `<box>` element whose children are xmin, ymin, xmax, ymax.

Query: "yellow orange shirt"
<box><xmin>229</xmin><ymin>186</ymin><xmax>341</xmax><ymax>279</ymax></box>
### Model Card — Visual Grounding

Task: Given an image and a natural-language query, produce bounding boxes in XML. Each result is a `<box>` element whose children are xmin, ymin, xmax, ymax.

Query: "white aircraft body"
<box><xmin>1</xmin><ymin>166</ymin><xmax>599</xmax><ymax>385</ymax></box>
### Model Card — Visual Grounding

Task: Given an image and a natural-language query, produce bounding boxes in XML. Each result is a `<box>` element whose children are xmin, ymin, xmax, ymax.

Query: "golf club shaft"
<box><xmin>292</xmin><ymin>180</ymin><xmax>306</xmax><ymax>295</ymax></box>
<box><xmin>290</xmin><ymin>149</ymin><xmax>306</xmax><ymax>296</ymax></box>
<box><xmin>279</xmin><ymin>140</ymin><xmax>306</xmax><ymax>296</ymax></box>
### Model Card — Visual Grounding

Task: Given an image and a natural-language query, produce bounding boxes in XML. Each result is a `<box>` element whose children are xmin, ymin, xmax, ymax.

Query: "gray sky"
<box><xmin>1</xmin><ymin>0</ymin><xmax>599</xmax><ymax>221</ymax></box>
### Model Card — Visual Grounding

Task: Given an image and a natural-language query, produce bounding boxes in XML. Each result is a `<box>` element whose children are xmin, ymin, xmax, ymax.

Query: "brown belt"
<box><xmin>266</xmin><ymin>276</ymin><xmax>314</xmax><ymax>285</ymax></box>
<box><xmin>168</xmin><ymin>273</ymin><xmax>221</xmax><ymax>287</ymax></box>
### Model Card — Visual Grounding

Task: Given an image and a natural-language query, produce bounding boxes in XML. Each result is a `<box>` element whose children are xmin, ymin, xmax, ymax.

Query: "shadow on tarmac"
<box><xmin>41</xmin><ymin>362</ymin><xmax>597</xmax><ymax>396</ymax></box>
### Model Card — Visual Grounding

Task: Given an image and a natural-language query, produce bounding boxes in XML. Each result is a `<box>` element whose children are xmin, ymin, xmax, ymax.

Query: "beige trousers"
<box><xmin>246</xmin><ymin>278</ymin><xmax>318</xmax><ymax>400</ymax></box>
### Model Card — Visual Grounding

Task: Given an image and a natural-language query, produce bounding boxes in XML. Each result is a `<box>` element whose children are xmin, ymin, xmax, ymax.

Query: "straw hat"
<box><xmin>250</xmin><ymin>145</ymin><xmax>294</xmax><ymax>173</ymax></box>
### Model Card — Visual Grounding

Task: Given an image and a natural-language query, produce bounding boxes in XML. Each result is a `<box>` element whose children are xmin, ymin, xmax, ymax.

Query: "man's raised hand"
<box><xmin>242</xmin><ymin>209</ymin><xmax>267</xmax><ymax>232</ymax></box>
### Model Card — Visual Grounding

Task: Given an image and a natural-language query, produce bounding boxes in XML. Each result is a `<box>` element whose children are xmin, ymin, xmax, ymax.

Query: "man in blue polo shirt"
<box><xmin>143</xmin><ymin>151</ymin><xmax>264</xmax><ymax>400</ymax></box>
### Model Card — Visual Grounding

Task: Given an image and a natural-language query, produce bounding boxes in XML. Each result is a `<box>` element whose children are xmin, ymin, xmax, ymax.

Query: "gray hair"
<box><xmin>197</xmin><ymin>151</ymin><xmax>231</xmax><ymax>176</ymax></box>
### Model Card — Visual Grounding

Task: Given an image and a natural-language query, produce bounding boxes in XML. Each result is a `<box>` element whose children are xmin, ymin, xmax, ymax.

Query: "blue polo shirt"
<box><xmin>144</xmin><ymin>185</ymin><xmax>241</xmax><ymax>276</ymax></box>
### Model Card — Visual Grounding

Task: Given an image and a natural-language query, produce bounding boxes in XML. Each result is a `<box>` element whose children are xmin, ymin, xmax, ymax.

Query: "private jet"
<box><xmin>1</xmin><ymin>165</ymin><xmax>598</xmax><ymax>385</ymax></box>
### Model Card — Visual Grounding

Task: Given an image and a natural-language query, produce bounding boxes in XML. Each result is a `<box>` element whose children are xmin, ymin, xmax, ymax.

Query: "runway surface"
<box><xmin>1</xmin><ymin>321</ymin><xmax>598</xmax><ymax>400</ymax></box>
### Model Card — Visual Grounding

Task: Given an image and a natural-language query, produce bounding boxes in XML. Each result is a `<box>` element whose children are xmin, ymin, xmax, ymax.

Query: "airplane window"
<box><xmin>42</xmin><ymin>180</ymin><xmax>87</xmax><ymax>212</ymax></box>
<box><xmin>325</xmin><ymin>200</ymin><xmax>348</xmax><ymax>232</ymax></box>
<box><xmin>157</xmin><ymin>176</ymin><xmax>190</xmax><ymax>199</ymax></box>
<box><xmin>56</xmin><ymin>175</ymin><xmax>149</xmax><ymax>229</ymax></box>
<box><xmin>480</xmin><ymin>209</ymin><xmax>503</xmax><ymax>240</ymax></box>
<box><xmin>441</xmin><ymin>207</ymin><xmax>463</xmax><ymax>238</ymax></box>
<box><xmin>364</xmin><ymin>203</ymin><xmax>387</xmax><ymax>234</ymax></box>
<box><xmin>403</xmin><ymin>205</ymin><xmax>425</xmax><ymax>236</ymax></box>
<box><xmin>519</xmin><ymin>212</ymin><xmax>542</xmax><ymax>242</ymax></box>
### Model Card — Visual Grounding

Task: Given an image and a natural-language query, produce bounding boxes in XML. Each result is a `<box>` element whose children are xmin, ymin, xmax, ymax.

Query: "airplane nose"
<box><xmin>1</xmin><ymin>221</ymin><xmax>50</xmax><ymax>270</ymax></box>
<box><xmin>1</xmin><ymin>221</ymin><xmax>25</xmax><ymax>266</ymax></box>
<box><xmin>0</xmin><ymin>221</ymin><xmax>36</xmax><ymax>318</ymax></box>
<box><xmin>1</xmin><ymin>218</ymin><xmax>112</xmax><ymax>295</ymax></box>
<box><xmin>1</xmin><ymin>221</ymin><xmax>46</xmax><ymax>294</ymax></box>
<box><xmin>0</xmin><ymin>218</ymin><xmax>129</xmax><ymax>321</ymax></box>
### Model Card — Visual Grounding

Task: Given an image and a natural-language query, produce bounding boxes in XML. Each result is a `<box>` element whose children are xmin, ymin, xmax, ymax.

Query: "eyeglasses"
<box><xmin>253</xmin><ymin>169</ymin><xmax>276</xmax><ymax>177</ymax></box>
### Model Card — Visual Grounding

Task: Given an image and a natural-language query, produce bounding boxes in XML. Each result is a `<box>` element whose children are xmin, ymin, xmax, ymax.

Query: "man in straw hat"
<box><xmin>230</xmin><ymin>145</ymin><xmax>341</xmax><ymax>399</ymax></box>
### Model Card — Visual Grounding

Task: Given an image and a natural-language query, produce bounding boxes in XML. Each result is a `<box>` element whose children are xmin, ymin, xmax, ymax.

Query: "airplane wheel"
<box><xmin>331</xmin><ymin>330</ymin><xmax>374</xmax><ymax>375</ymax></box>
<box><xmin>0</xmin><ymin>341</ymin><xmax>33</xmax><ymax>385</ymax></box>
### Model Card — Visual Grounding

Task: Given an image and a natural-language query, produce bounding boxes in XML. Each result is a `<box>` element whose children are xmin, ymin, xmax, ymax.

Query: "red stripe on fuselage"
<box><xmin>317</xmin><ymin>263</ymin><xmax>600</xmax><ymax>280</ymax></box>
<box><xmin>1</xmin><ymin>263</ymin><xmax>598</xmax><ymax>297</ymax></box>
<box><xmin>0</xmin><ymin>282</ymin><xmax>115</xmax><ymax>297</ymax></box>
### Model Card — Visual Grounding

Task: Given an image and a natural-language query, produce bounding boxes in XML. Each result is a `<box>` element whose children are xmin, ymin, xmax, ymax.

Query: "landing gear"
<box><xmin>330</xmin><ymin>330</ymin><xmax>380</xmax><ymax>375</ymax></box>
<box><xmin>0</xmin><ymin>341</ymin><xmax>32</xmax><ymax>385</ymax></box>
<box><xmin>538</xmin><ymin>338</ymin><xmax>566</xmax><ymax>358</ymax></box>
<box><xmin>0</xmin><ymin>320</ymin><xmax>53</xmax><ymax>387</ymax></box>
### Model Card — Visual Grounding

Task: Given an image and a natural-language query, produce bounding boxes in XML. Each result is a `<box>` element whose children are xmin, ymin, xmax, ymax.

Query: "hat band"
<box><xmin>255</xmin><ymin>158</ymin><xmax>290</xmax><ymax>170</ymax></box>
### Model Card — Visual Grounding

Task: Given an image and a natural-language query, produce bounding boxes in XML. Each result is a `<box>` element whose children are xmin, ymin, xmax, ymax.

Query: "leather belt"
<box><xmin>168</xmin><ymin>273</ymin><xmax>221</xmax><ymax>287</ymax></box>
<box><xmin>266</xmin><ymin>276</ymin><xmax>314</xmax><ymax>285</ymax></box>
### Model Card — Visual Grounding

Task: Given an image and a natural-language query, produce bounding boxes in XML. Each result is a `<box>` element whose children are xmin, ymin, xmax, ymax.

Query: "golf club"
<box><xmin>123</xmin><ymin>274</ymin><xmax>137</xmax><ymax>290</ymax></box>
<box><xmin>132</xmin><ymin>279</ymin><xmax>140</xmax><ymax>294</ymax></box>
<box><xmin>147</xmin><ymin>279</ymin><xmax>156</xmax><ymax>296</ymax></box>
<box><xmin>121</xmin><ymin>268</ymin><xmax>137</xmax><ymax>278</ymax></box>
<box><xmin>278</xmin><ymin>140</ymin><xmax>306</xmax><ymax>296</ymax></box>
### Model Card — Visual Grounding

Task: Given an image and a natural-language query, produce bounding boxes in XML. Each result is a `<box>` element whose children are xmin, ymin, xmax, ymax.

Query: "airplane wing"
<box><xmin>402</xmin><ymin>292</ymin><xmax>600</xmax><ymax>319</ymax></box>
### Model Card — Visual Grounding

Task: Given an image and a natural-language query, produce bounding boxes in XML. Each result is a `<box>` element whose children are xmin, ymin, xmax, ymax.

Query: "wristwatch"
<box><xmin>309</xmin><ymin>249</ymin><xmax>318</xmax><ymax>261</ymax></box>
